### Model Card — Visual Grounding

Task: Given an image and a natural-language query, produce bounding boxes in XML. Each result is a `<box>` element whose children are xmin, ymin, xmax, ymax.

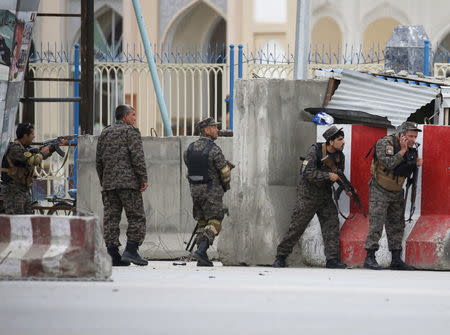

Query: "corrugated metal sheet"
<box><xmin>326</xmin><ymin>70</ymin><xmax>440</xmax><ymax>127</ymax></box>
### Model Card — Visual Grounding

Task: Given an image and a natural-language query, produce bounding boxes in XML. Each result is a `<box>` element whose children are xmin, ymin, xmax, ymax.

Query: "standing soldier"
<box><xmin>364</xmin><ymin>122</ymin><xmax>422</xmax><ymax>270</ymax></box>
<box><xmin>96</xmin><ymin>104</ymin><xmax>149</xmax><ymax>267</ymax></box>
<box><xmin>273</xmin><ymin>125</ymin><xmax>348</xmax><ymax>269</ymax></box>
<box><xmin>184</xmin><ymin>117</ymin><xmax>233</xmax><ymax>267</ymax></box>
<box><xmin>1</xmin><ymin>123</ymin><xmax>52</xmax><ymax>214</ymax></box>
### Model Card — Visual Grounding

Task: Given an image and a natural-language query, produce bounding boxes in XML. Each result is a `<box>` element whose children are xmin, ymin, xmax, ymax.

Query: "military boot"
<box><xmin>325</xmin><ymin>258</ymin><xmax>347</xmax><ymax>269</ymax></box>
<box><xmin>193</xmin><ymin>239</ymin><xmax>213</xmax><ymax>267</ymax></box>
<box><xmin>272</xmin><ymin>255</ymin><xmax>287</xmax><ymax>268</ymax></box>
<box><xmin>390</xmin><ymin>250</ymin><xmax>415</xmax><ymax>270</ymax></box>
<box><xmin>121</xmin><ymin>241</ymin><xmax>148</xmax><ymax>266</ymax></box>
<box><xmin>107</xmin><ymin>246</ymin><xmax>130</xmax><ymax>266</ymax></box>
<box><xmin>364</xmin><ymin>249</ymin><xmax>382</xmax><ymax>270</ymax></box>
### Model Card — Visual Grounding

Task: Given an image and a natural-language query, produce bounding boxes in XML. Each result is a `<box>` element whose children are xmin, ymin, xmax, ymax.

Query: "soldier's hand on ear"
<box><xmin>400</xmin><ymin>135</ymin><xmax>408</xmax><ymax>152</ymax></box>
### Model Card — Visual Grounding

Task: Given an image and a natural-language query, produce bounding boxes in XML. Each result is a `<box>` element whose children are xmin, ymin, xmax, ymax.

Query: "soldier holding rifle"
<box><xmin>273</xmin><ymin>125</ymin><xmax>349</xmax><ymax>269</ymax></box>
<box><xmin>0</xmin><ymin>123</ymin><xmax>60</xmax><ymax>214</ymax></box>
<box><xmin>184</xmin><ymin>117</ymin><xmax>234</xmax><ymax>267</ymax></box>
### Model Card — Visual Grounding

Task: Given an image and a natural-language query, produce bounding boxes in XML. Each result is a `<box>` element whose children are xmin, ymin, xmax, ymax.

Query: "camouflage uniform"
<box><xmin>96</xmin><ymin>120</ymin><xmax>148</xmax><ymax>247</ymax></box>
<box><xmin>1</xmin><ymin>141</ymin><xmax>49</xmax><ymax>214</ymax></box>
<box><xmin>365</xmin><ymin>135</ymin><xmax>406</xmax><ymax>251</ymax></box>
<box><xmin>183</xmin><ymin>135</ymin><xmax>230</xmax><ymax>246</ymax></box>
<box><xmin>276</xmin><ymin>143</ymin><xmax>344</xmax><ymax>261</ymax></box>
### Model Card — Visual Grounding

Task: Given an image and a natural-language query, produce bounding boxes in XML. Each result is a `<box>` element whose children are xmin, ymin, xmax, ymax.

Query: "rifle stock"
<box><xmin>185</xmin><ymin>223</ymin><xmax>199</xmax><ymax>252</ymax></box>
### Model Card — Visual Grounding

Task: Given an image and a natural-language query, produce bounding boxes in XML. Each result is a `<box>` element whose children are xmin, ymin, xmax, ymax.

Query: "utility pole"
<box><xmin>293</xmin><ymin>0</ymin><xmax>311</xmax><ymax>80</ymax></box>
<box><xmin>80</xmin><ymin>0</ymin><xmax>94</xmax><ymax>134</ymax></box>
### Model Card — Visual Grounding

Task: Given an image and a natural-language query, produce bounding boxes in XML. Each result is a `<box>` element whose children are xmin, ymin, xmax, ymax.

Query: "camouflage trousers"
<box><xmin>2</xmin><ymin>182</ymin><xmax>33</xmax><ymax>215</ymax></box>
<box><xmin>277</xmin><ymin>194</ymin><xmax>340</xmax><ymax>261</ymax></box>
<box><xmin>365</xmin><ymin>180</ymin><xmax>405</xmax><ymax>251</ymax></box>
<box><xmin>191</xmin><ymin>192</ymin><xmax>225</xmax><ymax>246</ymax></box>
<box><xmin>102</xmin><ymin>189</ymin><xmax>146</xmax><ymax>247</ymax></box>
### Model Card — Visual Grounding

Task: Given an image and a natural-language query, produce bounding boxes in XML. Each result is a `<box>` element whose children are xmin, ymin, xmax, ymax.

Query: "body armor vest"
<box><xmin>186</xmin><ymin>140</ymin><xmax>214</xmax><ymax>184</ymax></box>
<box><xmin>371</xmin><ymin>135</ymin><xmax>405</xmax><ymax>192</ymax></box>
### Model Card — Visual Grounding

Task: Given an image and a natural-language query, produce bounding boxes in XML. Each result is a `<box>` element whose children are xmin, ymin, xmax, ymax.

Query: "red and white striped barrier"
<box><xmin>319</xmin><ymin>124</ymin><xmax>450</xmax><ymax>269</ymax></box>
<box><xmin>0</xmin><ymin>215</ymin><xmax>111</xmax><ymax>279</ymax></box>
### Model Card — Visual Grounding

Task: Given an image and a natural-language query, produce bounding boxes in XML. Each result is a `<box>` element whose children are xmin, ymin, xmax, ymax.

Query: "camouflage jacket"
<box><xmin>299</xmin><ymin>143</ymin><xmax>345</xmax><ymax>199</ymax></box>
<box><xmin>96</xmin><ymin>120</ymin><xmax>148</xmax><ymax>191</ymax></box>
<box><xmin>373</xmin><ymin>135</ymin><xmax>404</xmax><ymax>171</ymax></box>
<box><xmin>1</xmin><ymin>140</ymin><xmax>50</xmax><ymax>186</ymax></box>
<box><xmin>183</xmin><ymin>135</ymin><xmax>229</xmax><ymax>197</ymax></box>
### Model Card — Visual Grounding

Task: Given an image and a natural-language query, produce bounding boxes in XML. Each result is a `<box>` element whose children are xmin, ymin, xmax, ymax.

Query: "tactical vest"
<box><xmin>371</xmin><ymin>135</ymin><xmax>405</xmax><ymax>192</ymax></box>
<box><xmin>1</xmin><ymin>142</ymin><xmax>34</xmax><ymax>186</ymax></box>
<box><xmin>186</xmin><ymin>140</ymin><xmax>214</xmax><ymax>184</ymax></box>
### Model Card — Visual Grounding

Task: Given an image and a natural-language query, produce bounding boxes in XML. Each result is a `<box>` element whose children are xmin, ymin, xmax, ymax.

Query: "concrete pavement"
<box><xmin>1</xmin><ymin>262</ymin><xmax>450</xmax><ymax>335</ymax></box>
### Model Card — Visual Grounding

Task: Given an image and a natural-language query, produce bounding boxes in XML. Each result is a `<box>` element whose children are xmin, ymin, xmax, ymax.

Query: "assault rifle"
<box><xmin>403</xmin><ymin>144</ymin><xmax>420</xmax><ymax>222</ymax></box>
<box><xmin>404</xmin><ymin>166</ymin><xmax>418</xmax><ymax>222</ymax></box>
<box><xmin>185</xmin><ymin>208</ymin><xmax>229</xmax><ymax>252</ymax></box>
<box><xmin>41</xmin><ymin>136</ymin><xmax>77</xmax><ymax>157</ymax></box>
<box><xmin>321</xmin><ymin>155</ymin><xmax>366</xmax><ymax>219</ymax></box>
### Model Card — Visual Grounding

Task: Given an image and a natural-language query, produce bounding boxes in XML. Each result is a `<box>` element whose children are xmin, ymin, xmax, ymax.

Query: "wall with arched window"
<box><xmin>311</xmin><ymin>16</ymin><xmax>343</xmax><ymax>62</ymax></box>
<box><xmin>363</xmin><ymin>18</ymin><xmax>401</xmax><ymax>54</ymax></box>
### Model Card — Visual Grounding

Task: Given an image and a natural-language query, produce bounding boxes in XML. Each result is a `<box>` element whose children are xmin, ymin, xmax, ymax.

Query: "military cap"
<box><xmin>195</xmin><ymin>117</ymin><xmax>220</xmax><ymax>130</ymax></box>
<box><xmin>322</xmin><ymin>125</ymin><xmax>343</xmax><ymax>141</ymax></box>
<box><xmin>396</xmin><ymin>121</ymin><xmax>422</xmax><ymax>133</ymax></box>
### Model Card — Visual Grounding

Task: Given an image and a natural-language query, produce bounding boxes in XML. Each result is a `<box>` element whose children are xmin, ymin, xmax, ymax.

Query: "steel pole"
<box><xmin>80</xmin><ymin>0</ymin><xmax>94</xmax><ymax>134</ymax></box>
<box><xmin>132</xmin><ymin>0</ymin><xmax>173</xmax><ymax>136</ymax></box>
<box><xmin>293</xmin><ymin>0</ymin><xmax>311</xmax><ymax>80</ymax></box>
<box><xmin>72</xmin><ymin>44</ymin><xmax>80</xmax><ymax>189</ymax></box>
<box><xmin>423</xmin><ymin>40</ymin><xmax>430</xmax><ymax>76</ymax></box>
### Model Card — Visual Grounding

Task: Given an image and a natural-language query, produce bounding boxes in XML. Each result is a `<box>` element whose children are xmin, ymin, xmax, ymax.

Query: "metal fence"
<box><xmin>24</xmin><ymin>43</ymin><xmax>389</xmax><ymax>138</ymax></box>
<box><xmin>18</xmin><ymin>43</ymin><xmax>449</xmax><ymax>200</ymax></box>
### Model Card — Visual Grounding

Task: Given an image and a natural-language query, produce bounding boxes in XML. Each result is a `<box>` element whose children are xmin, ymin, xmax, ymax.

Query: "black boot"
<box><xmin>364</xmin><ymin>249</ymin><xmax>382</xmax><ymax>270</ymax></box>
<box><xmin>121</xmin><ymin>241</ymin><xmax>148</xmax><ymax>266</ymax></box>
<box><xmin>326</xmin><ymin>258</ymin><xmax>347</xmax><ymax>269</ymax></box>
<box><xmin>390</xmin><ymin>250</ymin><xmax>415</xmax><ymax>270</ymax></box>
<box><xmin>107</xmin><ymin>246</ymin><xmax>130</xmax><ymax>266</ymax></box>
<box><xmin>193</xmin><ymin>239</ymin><xmax>213</xmax><ymax>267</ymax></box>
<box><xmin>272</xmin><ymin>255</ymin><xmax>287</xmax><ymax>268</ymax></box>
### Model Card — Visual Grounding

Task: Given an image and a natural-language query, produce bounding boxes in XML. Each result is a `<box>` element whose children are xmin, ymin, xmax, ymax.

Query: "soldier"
<box><xmin>273</xmin><ymin>125</ymin><xmax>348</xmax><ymax>269</ymax></box>
<box><xmin>364</xmin><ymin>122</ymin><xmax>423</xmax><ymax>270</ymax></box>
<box><xmin>96</xmin><ymin>104</ymin><xmax>149</xmax><ymax>267</ymax></box>
<box><xmin>184</xmin><ymin>117</ymin><xmax>233</xmax><ymax>267</ymax></box>
<box><xmin>1</xmin><ymin>123</ymin><xmax>52</xmax><ymax>214</ymax></box>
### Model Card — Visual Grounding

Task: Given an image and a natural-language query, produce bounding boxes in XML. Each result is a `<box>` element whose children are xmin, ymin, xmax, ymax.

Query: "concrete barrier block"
<box><xmin>0</xmin><ymin>215</ymin><xmax>111</xmax><ymax>279</ymax></box>
<box><xmin>406</xmin><ymin>216</ymin><xmax>450</xmax><ymax>269</ymax></box>
<box><xmin>218</xmin><ymin>79</ymin><xmax>326</xmax><ymax>266</ymax></box>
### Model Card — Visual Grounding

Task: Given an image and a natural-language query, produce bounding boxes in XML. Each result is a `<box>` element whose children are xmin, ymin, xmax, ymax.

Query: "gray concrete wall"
<box><xmin>217</xmin><ymin>79</ymin><xmax>328</xmax><ymax>266</ymax></box>
<box><xmin>78</xmin><ymin>79</ymin><xmax>328</xmax><ymax>264</ymax></box>
<box><xmin>78</xmin><ymin>136</ymin><xmax>233</xmax><ymax>259</ymax></box>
